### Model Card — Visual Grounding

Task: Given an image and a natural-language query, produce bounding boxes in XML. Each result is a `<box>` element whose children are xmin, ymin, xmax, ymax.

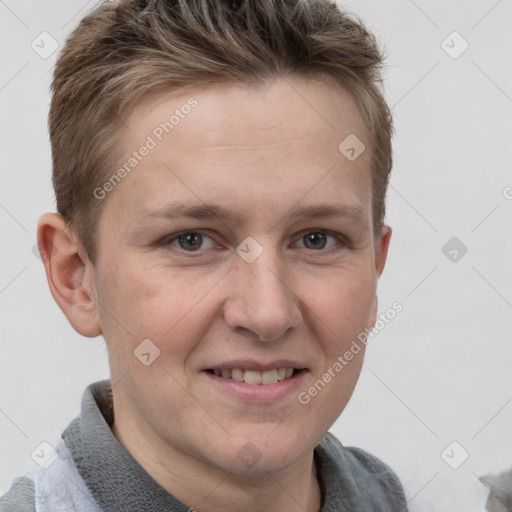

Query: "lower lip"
<box><xmin>202</xmin><ymin>370</ymin><xmax>308</xmax><ymax>403</ymax></box>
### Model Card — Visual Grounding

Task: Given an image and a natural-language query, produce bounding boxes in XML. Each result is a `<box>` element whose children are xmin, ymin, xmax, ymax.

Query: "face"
<box><xmin>90</xmin><ymin>78</ymin><xmax>390</xmax><ymax>475</ymax></box>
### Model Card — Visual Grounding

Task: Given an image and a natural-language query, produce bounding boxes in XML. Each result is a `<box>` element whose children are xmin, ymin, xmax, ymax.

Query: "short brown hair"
<box><xmin>49</xmin><ymin>0</ymin><xmax>393</xmax><ymax>262</ymax></box>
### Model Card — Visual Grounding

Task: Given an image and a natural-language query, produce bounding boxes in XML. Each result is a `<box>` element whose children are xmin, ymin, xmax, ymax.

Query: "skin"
<box><xmin>38</xmin><ymin>78</ymin><xmax>391</xmax><ymax>512</ymax></box>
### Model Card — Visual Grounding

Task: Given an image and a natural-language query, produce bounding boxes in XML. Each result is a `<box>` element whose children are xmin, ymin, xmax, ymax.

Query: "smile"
<box><xmin>206</xmin><ymin>368</ymin><xmax>296</xmax><ymax>385</ymax></box>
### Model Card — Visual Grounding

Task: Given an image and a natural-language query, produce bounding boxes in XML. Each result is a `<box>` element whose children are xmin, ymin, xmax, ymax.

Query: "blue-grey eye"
<box><xmin>164</xmin><ymin>231</ymin><xmax>216</xmax><ymax>252</ymax></box>
<box><xmin>303</xmin><ymin>232</ymin><xmax>327</xmax><ymax>249</ymax></box>
<box><xmin>177</xmin><ymin>233</ymin><xmax>204</xmax><ymax>251</ymax></box>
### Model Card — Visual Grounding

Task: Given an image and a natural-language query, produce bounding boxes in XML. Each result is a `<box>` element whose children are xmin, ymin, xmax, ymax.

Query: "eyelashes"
<box><xmin>161</xmin><ymin>229</ymin><xmax>349</xmax><ymax>254</ymax></box>
<box><xmin>164</xmin><ymin>231</ymin><xmax>216</xmax><ymax>252</ymax></box>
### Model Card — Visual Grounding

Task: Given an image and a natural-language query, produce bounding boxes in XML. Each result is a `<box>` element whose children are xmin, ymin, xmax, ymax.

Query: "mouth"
<box><xmin>205</xmin><ymin>367</ymin><xmax>301</xmax><ymax>385</ymax></box>
<box><xmin>202</xmin><ymin>360</ymin><xmax>308</xmax><ymax>402</ymax></box>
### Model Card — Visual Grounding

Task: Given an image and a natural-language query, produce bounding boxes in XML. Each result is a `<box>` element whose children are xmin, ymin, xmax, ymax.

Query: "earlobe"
<box><xmin>37</xmin><ymin>213</ymin><xmax>102</xmax><ymax>338</ymax></box>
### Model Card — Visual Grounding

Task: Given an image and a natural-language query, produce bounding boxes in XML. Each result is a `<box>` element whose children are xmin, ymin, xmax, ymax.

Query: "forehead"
<box><xmin>106</xmin><ymin>78</ymin><xmax>372</xmax><ymax>229</ymax></box>
<box><xmin>124</xmin><ymin>79</ymin><xmax>367</xmax><ymax>151</ymax></box>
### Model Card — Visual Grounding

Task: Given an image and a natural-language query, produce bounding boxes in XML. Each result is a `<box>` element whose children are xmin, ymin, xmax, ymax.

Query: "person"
<box><xmin>0</xmin><ymin>0</ymin><xmax>409</xmax><ymax>510</ymax></box>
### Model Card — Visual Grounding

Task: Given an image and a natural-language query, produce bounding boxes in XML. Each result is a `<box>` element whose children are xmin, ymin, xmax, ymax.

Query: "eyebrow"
<box><xmin>134</xmin><ymin>201</ymin><xmax>368</xmax><ymax>228</ymax></box>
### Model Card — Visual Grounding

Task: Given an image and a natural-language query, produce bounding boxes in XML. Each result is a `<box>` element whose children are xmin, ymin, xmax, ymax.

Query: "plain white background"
<box><xmin>1</xmin><ymin>1</ymin><xmax>511</xmax><ymax>510</ymax></box>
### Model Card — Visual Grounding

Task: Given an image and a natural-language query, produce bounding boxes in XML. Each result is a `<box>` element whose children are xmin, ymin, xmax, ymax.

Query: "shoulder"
<box><xmin>316</xmin><ymin>432</ymin><xmax>409</xmax><ymax>511</ymax></box>
<box><xmin>0</xmin><ymin>477</ymin><xmax>35</xmax><ymax>512</ymax></box>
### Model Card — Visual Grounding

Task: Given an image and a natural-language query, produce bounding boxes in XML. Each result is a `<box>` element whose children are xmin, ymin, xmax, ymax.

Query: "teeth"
<box><xmin>212</xmin><ymin>367</ymin><xmax>296</xmax><ymax>384</ymax></box>
<box><xmin>231</xmin><ymin>368</ymin><xmax>244</xmax><ymax>381</ymax></box>
<box><xmin>262</xmin><ymin>369</ymin><xmax>278</xmax><ymax>384</ymax></box>
<box><xmin>243</xmin><ymin>370</ymin><xmax>262</xmax><ymax>385</ymax></box>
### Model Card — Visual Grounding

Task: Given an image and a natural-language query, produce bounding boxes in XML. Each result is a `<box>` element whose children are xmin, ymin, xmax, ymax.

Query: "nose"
<box><xmin>222</xmin><ymin>246</ymin><xmax>302</xmax><ymax>342</ymax></box>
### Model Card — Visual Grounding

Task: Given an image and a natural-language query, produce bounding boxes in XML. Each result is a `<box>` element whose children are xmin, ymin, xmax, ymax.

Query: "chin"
<box><xmin>213</xmin><ymin>427</ymin><xmax>317</xmax><ymax>475</ymax></box>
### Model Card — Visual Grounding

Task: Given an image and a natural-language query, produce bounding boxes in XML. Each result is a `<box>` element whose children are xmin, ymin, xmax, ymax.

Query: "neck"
<box><xmin>112</xmin><ymin>412</ymin><xmax>322</xmax><ymax>512</ymax></box>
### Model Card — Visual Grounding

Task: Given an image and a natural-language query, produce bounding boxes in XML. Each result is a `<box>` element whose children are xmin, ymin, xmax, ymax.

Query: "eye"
<box><xmin>164</xmin><ymin>231</ymin><xmax>216</xmax><ymax>252</ymax></box>
<box><xmin>296</xmin><ymin>230</ymin><xmax>345</xmax><ymax>250</ymax></box>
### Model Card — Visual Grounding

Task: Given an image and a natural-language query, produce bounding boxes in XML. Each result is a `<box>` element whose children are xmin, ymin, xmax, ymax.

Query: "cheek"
<box><xmin>300</xmin><ymin>261</ymin><xmax>375</xmax><ymax>408</ymax></box>
<box><xmin>306</xmin><ymin>262</ymin><xmax>377</xmax><ymax>337</ymax></box>
<box><xmin>95</xmin><ymin>258</ymin><xmax>224</xmax><ymax>357</ymax></box>
<box><xmin>299</xmin><ymin>277</ymin><xmax>371</xmax><ymax>428</ymax></box>
<box><xmin>324</xmin><ymin>354</ymin><xmax>365</xmax><ymax>427</ymax></box>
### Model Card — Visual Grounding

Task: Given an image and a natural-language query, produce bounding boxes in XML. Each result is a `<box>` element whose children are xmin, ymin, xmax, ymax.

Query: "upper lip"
<box><xmin>205</xmin><ymin>359</ymin><xmax>306</xmax><ymax>372</ymax></box>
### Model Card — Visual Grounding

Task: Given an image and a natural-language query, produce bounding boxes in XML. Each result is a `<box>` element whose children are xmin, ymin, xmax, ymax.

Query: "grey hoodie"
<box><xmin>0</xmin><ymin>380</ymin><xmax>409</xmax><ymax>511</ymax></box>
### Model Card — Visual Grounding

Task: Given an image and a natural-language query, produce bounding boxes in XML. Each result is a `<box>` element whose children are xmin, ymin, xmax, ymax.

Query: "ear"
<box><xmin>36</xmin><ymin>213</ymin><xmax>102</xmax><ymax>338</ymax></box>
<box><xmin>368</xmin><ymin>224</ymin><xmax>392</xmax><ymax>328</ymax></box>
